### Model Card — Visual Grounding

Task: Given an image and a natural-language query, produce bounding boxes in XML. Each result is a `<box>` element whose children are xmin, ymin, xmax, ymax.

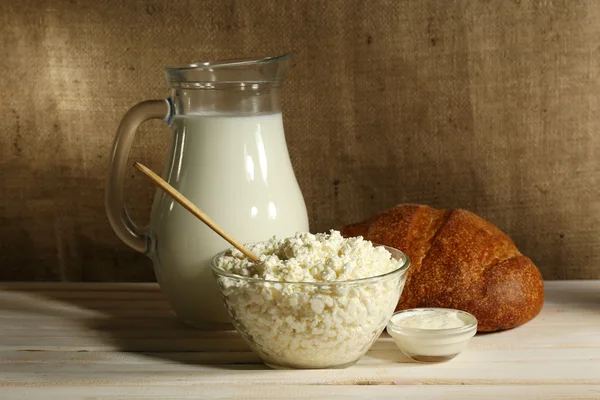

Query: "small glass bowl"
<box><xmin>212</xmin><ymin>245</ymin><xmax>410</xmax><ymax>369</ymax></box>
<box><xmin>386</xmin><ymin>308</ymin><xmax>477</xmax><ymax>363</ymax></box>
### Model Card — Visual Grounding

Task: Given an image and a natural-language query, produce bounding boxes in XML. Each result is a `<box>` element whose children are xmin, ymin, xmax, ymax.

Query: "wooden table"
<box><xmin>0</xmin><ymin>281</ymin><xmax>599</xmax><ymax>399</ymax></box>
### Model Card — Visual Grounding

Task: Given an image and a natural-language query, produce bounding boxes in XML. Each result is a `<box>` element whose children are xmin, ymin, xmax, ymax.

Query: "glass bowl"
<box><xmin>211</xmin><ymin>245</ymin><xmax>410</xmax><ymax>369</ymax></box>
<box><xmin>386</xmin><ymin>308</ymin><xmax>478</xmax><ymax>363</ymax></box>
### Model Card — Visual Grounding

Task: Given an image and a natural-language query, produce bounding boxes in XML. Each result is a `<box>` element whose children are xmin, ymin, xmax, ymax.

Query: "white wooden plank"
<box><xmin>0</xmin><ymin>350</ymin><xmax>261</xmax><ymax>365</ymax></box>
<box><xmin>0</xmin><ymin>306</ymin><xmax>596</xmax><ymax>337</ymax></box>
<box><xmin>0</xmin><ymin>304</ymin><xmax>596</xmax><ymax>338</ymax></box>
<box><xmin>0</xmin><ymin>282</ymin><xmax>161</xmax><ymax>291</ymax></box>
<box><xmin>0</xmin><ymin>328</ymin><xmax>237</xmax><ymax>339</ymax></box>
<box><xmin>0</xmin><ymin>347</ymin><xmax>597</xmax><ymax>365</ymax></box>
<box><xmin>0</xmin><ymin>305</ymin><xmax>178</xmax><ymax>319</ymax></box>
<box><xmin>543</xmin><ymin>281</ymin><xmax>600</xmax><ymax>297</ymax></box>
<box><xmin>0</xmin><ymin>295</ymin><xmax>597</xmax><ymax>331</ymax></box>
<box><xmin>0</xmin><ymin>324</ymin><xmax>597</xmax><ymax>352</ymax></box>
<box><xmin>0</xmin><ymin>290</ymin><xmax>167</xmax><ymax>300</ymax></box>
<box><xmin>0</xmin><ymin>336</ymin><xmax>249</xmax><ymax>352</ymax></box>
<box><xmin>0</xmin><ymin>282</ymin><xmax>596</xmax><ymax>324</ymax></box>
<box><xmin>0</xmin><ymin>317</ymin><xmax>185</xmax><ymax>331</ymax></box>
<box><xmin>1</xmin><ymin>283</ymin><xmax>597</xmax><ymax>317</ymax></box>
<box><xmin>0</xmin><ymin>280</ymin><xmax>597</xmax><ymax>297</ymax></box>
<box><xmin>467</xmin><ymin>325</ymin><xmax>600</xmax><ymax>350</ymax></box>
<box><xmin>0</xmin><ymin>280</ymin><xmax>595</xmax><ymax>295</ymax></box>
<box><xmin>1</xmin><ymin>358</ymin><xmax>600</xmax><ymax>385</ymax></box>
<box><xmin>0</xmin><ymin>314</ymin><xmax>594</xmax><ymax>345</ymax></box>
<box><xmin>1</xmin><ymin>385</ymin><xmax>599</xmax><ymax>400</ymax></box>
<box><xmin>0</xmin><ymin>291</ymin><xmax>173</xmax><ymax>316</ymax></box>
<box><xmin>0</xmin><ymin>299</ymin><xmax>172</xmax><ymax>311</ymax></box>
<box><xmin>527</xmin><ymin>308</ymin><xmax>600</xmax><ymax>326</ymax></box>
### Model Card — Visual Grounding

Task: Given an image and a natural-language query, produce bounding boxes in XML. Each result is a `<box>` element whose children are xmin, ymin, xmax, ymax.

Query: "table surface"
<box><xmin>0</xmin><ymin>281</ymin><xmax>599</xmax><ymax>399</ymax></box>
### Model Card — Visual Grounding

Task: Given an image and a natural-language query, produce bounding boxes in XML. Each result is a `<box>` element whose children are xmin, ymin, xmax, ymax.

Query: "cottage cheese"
<box><xmin>214</xmin><ymin>231</ymin><xmax>408</xmax><ymax>368</ymax></box>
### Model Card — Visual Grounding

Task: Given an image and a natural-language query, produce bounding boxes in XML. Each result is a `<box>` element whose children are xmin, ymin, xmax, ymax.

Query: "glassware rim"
<box><xmin>387</xmin><ymin>308</ymin><xmax>478</xmax><ymax>336</ymax></box>
<box><xmin>211</xmin><ymin>243</ymin><xmax>411</xmax><ymax>286</ymax></box>
<box><xmin>164</xmin><ymin>52</ymin><xmax>293</xmax><ymax>72</ymax></box>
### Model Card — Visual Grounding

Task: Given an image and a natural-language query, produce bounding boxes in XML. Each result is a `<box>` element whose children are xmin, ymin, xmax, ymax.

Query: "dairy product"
<box><xmin>386</xmin><ymin>308</ymin><xmax>478</xmax><ymax>362</ymax></box>
<box><xmin>390</xmin><ymin>309</ymin><xmax>468</xmax><ymax>330</ymax></box>
<box><xmin>217</xmin><ymin>231</ymin><xmax>400</xmax><ymax>282</ymax></box>
<box><xmin>149</xmin><ymin>113</ymin><xmax>309</xmax><ymax>329</ymax></box>
<box><xmin>214</xmin><ymin>231</ymin><xmax>409</xmax><ymax>368</ymax></box>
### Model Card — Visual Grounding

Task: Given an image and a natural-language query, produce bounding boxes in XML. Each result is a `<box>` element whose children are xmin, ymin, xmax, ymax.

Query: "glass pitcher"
<box><xmin>106</xmin><ymin>54</ymin><xmax>309</xmax><ymax>329</ymax></box>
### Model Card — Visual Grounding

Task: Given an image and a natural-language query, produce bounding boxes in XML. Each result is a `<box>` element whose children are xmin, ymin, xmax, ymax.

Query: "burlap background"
<box><xmin>1</xmin><ymin>0</ymin><xmax>599</xmax><ymax>281</ymax></box>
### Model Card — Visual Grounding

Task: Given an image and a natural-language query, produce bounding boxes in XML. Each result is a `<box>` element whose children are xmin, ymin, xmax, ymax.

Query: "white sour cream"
<box><xmin>390</xmin><ymin>309</ymin><xmax>468</xmax><ymax>330</ymax></box>
<box><xmin>386</xmin><ymin>308</ymin><xmax>478</xmax><ymax>362</ymax></box>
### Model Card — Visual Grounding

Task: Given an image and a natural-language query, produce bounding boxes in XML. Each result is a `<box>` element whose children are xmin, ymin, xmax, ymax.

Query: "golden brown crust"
<box><xmin>340</xmin><ymin>204</ymin><xmax>544</xmax><ymax>332</ymax></box>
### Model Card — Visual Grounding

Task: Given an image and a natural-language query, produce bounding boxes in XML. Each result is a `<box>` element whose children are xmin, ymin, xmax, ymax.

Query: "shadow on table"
<box><xmin>4</xmin><ymin>288</ymin><xmax>417</xmax><ymax>370</ymax></box>
<box><xmin>0</xmin><ymin>287</ymin><xmax>269</xmax><ymax>370</ymax></box>
<box><xmin>367</xmin><ymin>349</ymin><xmax>414</xmax><ymax>364</ymax></box>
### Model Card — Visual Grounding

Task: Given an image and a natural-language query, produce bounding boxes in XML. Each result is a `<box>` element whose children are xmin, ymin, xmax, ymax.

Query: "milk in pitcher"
<box><xmin>149</xmin><ymin>112</ymin><xmax>309</xmax><ymax>328</ymax></box>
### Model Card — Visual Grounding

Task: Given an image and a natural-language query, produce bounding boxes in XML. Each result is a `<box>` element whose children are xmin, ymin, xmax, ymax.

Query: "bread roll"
<box><xmin>340</xmin><ymin>204</ymin><xmax>544</xmax><ymax>332</ymax></box>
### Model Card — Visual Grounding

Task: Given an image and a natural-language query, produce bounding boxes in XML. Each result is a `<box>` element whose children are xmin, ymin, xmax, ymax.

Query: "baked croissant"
<box><xmin>340</xmin><ymin>204</ymin><xmax>544</xmax><ymax>332</ymax></box>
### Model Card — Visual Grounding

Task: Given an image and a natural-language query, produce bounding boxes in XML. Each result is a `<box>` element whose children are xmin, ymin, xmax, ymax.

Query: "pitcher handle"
<box><xmin>105</xmin><ymin>99</ymin><xmax>172</xmax><ymax>253</ymax></box>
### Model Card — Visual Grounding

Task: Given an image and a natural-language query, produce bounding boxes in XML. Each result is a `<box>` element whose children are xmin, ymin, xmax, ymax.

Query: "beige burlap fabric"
<box><xmin>1</xmin><ymin>0</ymin><xmax>598</xmax><ymax>280</ymax></box>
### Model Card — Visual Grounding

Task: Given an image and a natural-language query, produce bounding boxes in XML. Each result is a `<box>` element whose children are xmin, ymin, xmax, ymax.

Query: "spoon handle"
<box><xmin>133</xmin><ymin>162</ymin><xmax>260</xmax><ymax>262</ymax></box>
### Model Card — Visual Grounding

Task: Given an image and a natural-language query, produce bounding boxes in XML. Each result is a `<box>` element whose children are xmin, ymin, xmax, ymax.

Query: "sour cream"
<box><xmin>386</xmin><ymin>308</ymin><xmax>477</xmax><ymax>362</ymax></box>
<box><xmin>390</xmin><ymin>309</ymin><xmax>469</xmax><ymax>330</ymax></box>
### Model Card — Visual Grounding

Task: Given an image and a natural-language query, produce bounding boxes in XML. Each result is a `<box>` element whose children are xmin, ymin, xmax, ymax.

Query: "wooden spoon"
<box><xmin>133</xmin><ymin>162</ymin><xmax>260</xmax><ymax>262</ymax></box>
